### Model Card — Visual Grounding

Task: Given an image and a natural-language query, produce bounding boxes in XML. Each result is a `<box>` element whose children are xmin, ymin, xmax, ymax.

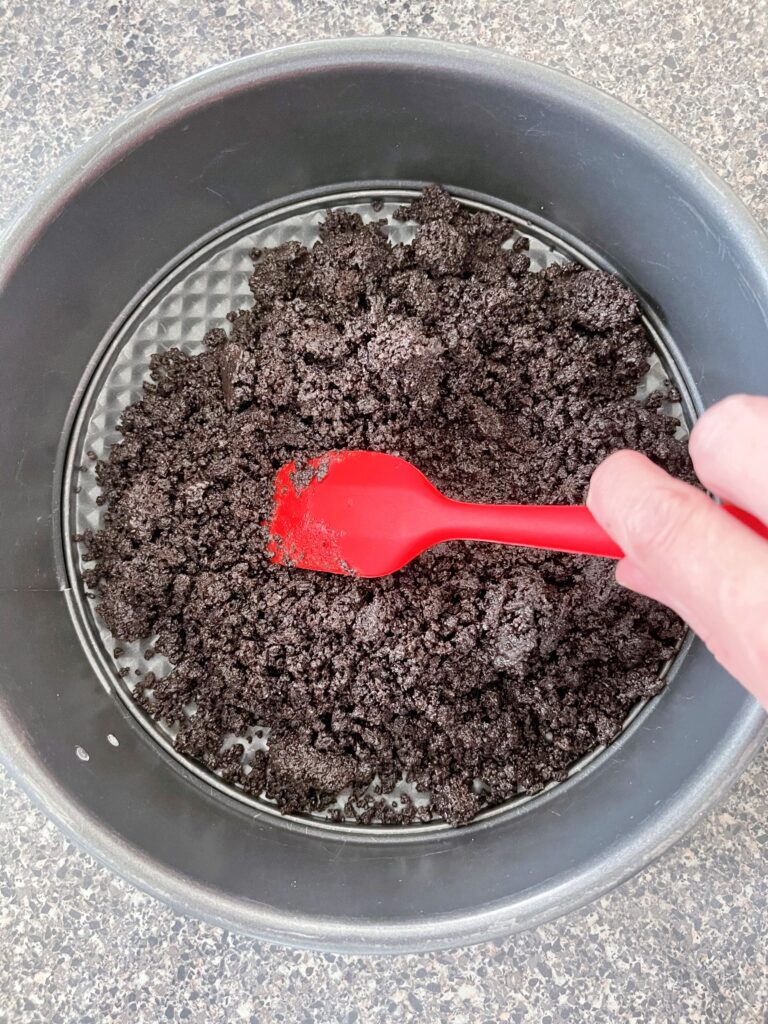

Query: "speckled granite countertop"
<box><xmin>1</xmin><ymin>2</ymin><xmax>767</xmax><ymax>1021</ymax></box>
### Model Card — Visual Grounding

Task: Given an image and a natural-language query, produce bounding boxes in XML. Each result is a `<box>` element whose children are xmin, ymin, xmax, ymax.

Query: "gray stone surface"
<box><xmin>0</xmin><ymin>0</ymin><xmax>766</xmax><ymax>1020</ymax></box>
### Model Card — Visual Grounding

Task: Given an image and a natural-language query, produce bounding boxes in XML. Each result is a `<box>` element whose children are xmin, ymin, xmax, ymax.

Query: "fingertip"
<box><xmin>615</xmin><ymin>556</ymin><xmax>680</xmax><ymax>613</ymax></box>
<box><xmin>690</xmin><ymin>395</ymin><xmax>737</xmax><ymax>462</ymax></box>
<box><xmin>689</xmin><ymin>393</ymin><xmax>760</xmax><ymax>466</ymax></box>
<box><xmin>688</xmin><ymin>395</ymin><xmax>768</xmax><ymax>526</ymax></box>
<box><xmin>615</xmin><ymin>557</ymin><xmax>655</xmax><ymax>596</ymax></box>
<box><xmin>587</xmin><ymin>450</ymin><xmax>662</xmax><ymax>527</ymax></box>
<box><xmin>588</xmin><ymin>449</ymin><xmax>636</xmax><ymax>504</ymax></box>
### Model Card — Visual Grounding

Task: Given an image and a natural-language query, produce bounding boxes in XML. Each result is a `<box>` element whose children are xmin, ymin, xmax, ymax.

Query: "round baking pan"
<box><xmin>0</xmin><ymin>39</ymin><xmax>766</xmax><ymax>953</ymax></box>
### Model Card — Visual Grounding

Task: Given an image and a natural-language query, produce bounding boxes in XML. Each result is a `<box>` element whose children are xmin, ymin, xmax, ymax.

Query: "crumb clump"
<box><xmin>82</xmin><ymin>186</ymin><xmax>690</xmax><ymax>826</ymax></box>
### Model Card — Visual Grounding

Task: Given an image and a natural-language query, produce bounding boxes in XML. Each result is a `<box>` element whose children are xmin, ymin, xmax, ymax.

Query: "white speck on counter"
<box><xmin>75</xmin><ymin>746</ymin><xmax>90</xmax><ymax>762</ymax></box>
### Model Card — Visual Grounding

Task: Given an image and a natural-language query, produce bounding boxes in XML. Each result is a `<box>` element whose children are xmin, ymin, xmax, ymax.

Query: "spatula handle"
<box><xmin>444</xmin><ymin>502</ymin><xmax>624</xmax><ymax>558</ymax></box>
<box><xmin>443</xmin><ymin>500</ymin><xmax>768</xmax><ymax>560</ymax></box>
<box><xmin>721</xmin><ymin>503</ymin><xmax>768</xmax><ymax>541</ymax></box>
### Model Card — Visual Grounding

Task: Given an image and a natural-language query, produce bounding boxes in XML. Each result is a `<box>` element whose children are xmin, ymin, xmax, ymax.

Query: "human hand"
<box><xmin>587</xmin><ymin>395</ymin><xmax>768</xmax><ymax>707</ymax></box>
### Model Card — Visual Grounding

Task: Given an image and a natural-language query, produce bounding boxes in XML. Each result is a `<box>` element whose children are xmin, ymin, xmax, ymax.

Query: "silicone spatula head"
<box><xmin>267</xmin><ymin>451</ymin><xmax>446</xmax><ymax>577</ymax></box>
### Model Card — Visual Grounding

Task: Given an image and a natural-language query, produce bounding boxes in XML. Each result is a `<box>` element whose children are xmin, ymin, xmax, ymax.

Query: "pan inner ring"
<box><xmin>62</xmin><ymin>188</ymin><xmax>692</xmax><ymax>835</ymax></box>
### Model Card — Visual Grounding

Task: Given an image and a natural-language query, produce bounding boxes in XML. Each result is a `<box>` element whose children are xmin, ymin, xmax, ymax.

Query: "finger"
<box><xmin>689</xmin><ymin>394</ymin><xmax>768</xmax><ymax>525</ymax></box>
<box><xmin>588</xmin><ymin>450</ymin><xmax>768</xmax><ymax>705</ymax></box>
<box><xmin>615</xmin><ymin>557</ymin><xmax>671</xmax><ymax>605</ymax></box>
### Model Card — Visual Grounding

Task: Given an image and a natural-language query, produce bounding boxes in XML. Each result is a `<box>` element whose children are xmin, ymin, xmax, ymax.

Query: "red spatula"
<box><xmin>266</xmin><ymin>450</ymin><xmax>767</xmax><ymax>578</ymax></box>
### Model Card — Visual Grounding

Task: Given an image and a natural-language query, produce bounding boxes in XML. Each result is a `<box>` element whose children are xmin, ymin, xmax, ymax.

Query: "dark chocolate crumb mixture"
<box><xmin>81</xmin><ymin>187</ymin><xmax>691</xmax><ymax>826</ymax></box>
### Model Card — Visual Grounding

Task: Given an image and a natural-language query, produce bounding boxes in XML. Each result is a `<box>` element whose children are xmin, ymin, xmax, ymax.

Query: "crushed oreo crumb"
<box><xmin>81</xmin><ymin>186</ymin><xmax>690</xmax><ymax>826</ymax></box>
